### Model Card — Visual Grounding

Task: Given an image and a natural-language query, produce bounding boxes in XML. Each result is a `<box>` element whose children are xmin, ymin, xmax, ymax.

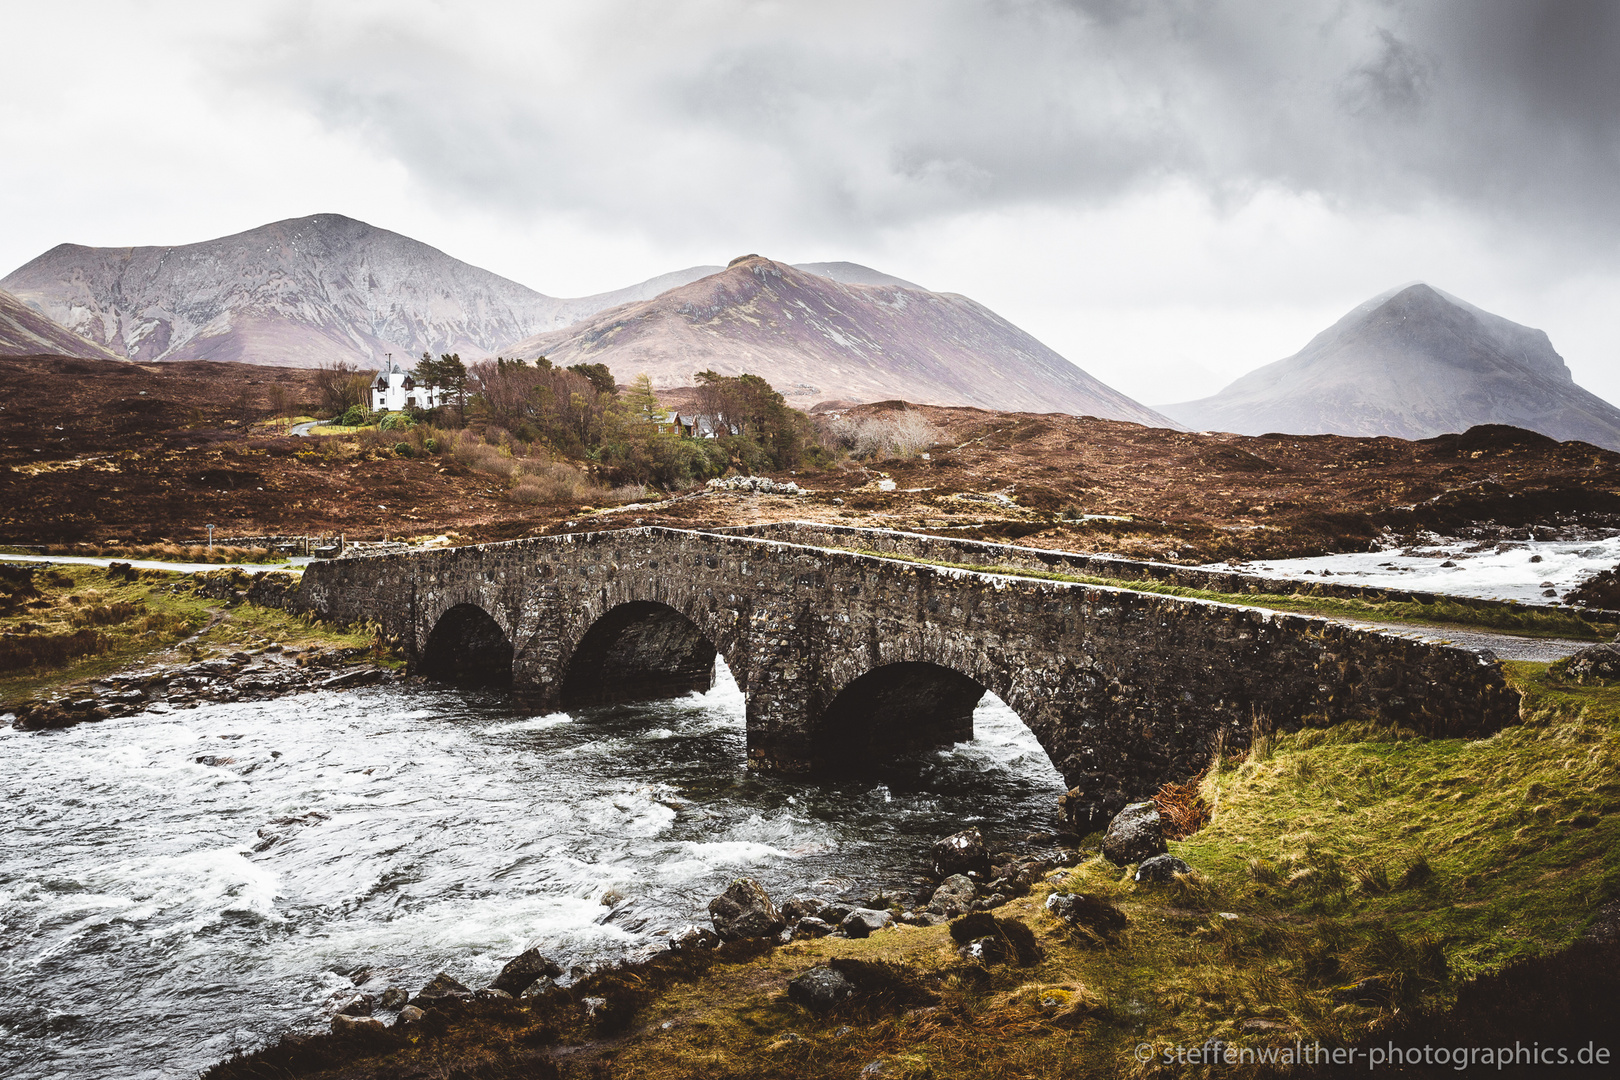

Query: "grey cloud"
<box><xmin>229</xmin><ymin>0</ymin><xmax>1620</xmax><ymax>252</ymax></box>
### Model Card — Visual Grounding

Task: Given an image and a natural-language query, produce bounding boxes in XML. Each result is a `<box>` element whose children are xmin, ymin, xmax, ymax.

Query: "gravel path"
<box><xmin>1334</xmin><ymin>619</ymin><xmax>1592</xmax><ymax>662</ymax></box>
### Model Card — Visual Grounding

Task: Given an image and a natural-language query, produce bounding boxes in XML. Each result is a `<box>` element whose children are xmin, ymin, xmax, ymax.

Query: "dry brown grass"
<box><xmin>1153</xmin><ymin>770</ymin><xmax>1212</xmax><ymax>840</ymax></box>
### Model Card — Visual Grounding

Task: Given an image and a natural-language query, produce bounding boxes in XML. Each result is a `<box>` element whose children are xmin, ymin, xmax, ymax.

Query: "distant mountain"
<box><xmin>0</xmin><ymin>286</ymin><xmax>120</xmax><ymax>359</ymax></box>
<box><xmin>0</xmin><ymin>214</ymin><xmax>716</xmax><ymax>369</ymax></box>
<box><xmin>792</xmin><ymin>262</ymin><xmax>924</xmax><ymax>290</ymax></box>
<box><xmin>505</xmin><ymin>255</ymin><xmax>1172</xmax><ymax>422</ymax></box>
<box><xmin>1161</xmin><ymin>284</ymin><xmax>1620</xmax><ymax>451</ymax></box>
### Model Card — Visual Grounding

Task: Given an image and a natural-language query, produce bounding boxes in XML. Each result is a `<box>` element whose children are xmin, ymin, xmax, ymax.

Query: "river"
<box><xmin>0</xmin><ymin>663</ymin><xmax>1067</xmax><ymax>1079</ymax></box>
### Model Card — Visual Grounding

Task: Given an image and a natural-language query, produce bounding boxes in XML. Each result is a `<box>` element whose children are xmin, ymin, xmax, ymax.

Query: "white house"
<box><xmin>370</xmin><ymin>356</ymin><xmax>444</xmax><ymax>413</ymax></box>
<box><xmin>671</xmin><ymin>412</ymin><xmax>740</xmax><ymax>438</ymax></box>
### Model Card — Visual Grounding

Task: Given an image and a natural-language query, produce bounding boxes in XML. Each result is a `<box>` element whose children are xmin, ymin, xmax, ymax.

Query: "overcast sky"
<box><xmin>3</xmin><ymin>0</ymin><xmax>1618</xmax><ymax>405</ymax></box>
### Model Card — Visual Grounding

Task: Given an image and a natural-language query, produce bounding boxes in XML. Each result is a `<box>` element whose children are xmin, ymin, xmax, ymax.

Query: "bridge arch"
<box><xmin>814</xmin><ymin>661</ymin><xmax>984</xmax><ymax>768</ymax></box>
<box><xmin>810</xmin><ymin>626</ymin><xmax>1071</xmax><ymax>781</ymax></box>
<box><xmin>419</xmin><ymin>602</ymin><xmax>514</xmax><ymax>688</ymax></box>
<box><xmin>561</xmin><ymin>600</ymin><xmax>719</xmax><ymax>709</ymax></box>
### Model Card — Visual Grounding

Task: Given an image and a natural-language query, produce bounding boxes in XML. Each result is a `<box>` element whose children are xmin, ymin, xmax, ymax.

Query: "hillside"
<box><xmin>506</xmin><ymin>256</ymin><xmax>1172</xmax><ymax>422</ymax></box>
<box><xmin>0</xmin><ymin>287</ymin><xmax>119</xmax><ymax>359</ymax></box>
<box><xmin>1163</xmin><ymin>283</ymin><xmax>1620</xmax><ymax>451</ymax></box>
<box><xmin>0</xmin><ymin>214</ymin><xmax>715</xmax><ymax>369</ymax></box>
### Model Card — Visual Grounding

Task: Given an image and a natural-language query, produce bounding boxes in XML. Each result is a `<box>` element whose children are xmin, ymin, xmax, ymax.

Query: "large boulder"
<box><xmin>1134</xmin><ymin>853</ymin><xmax>1193</xmax><ymax>883</ymax></box>
<box><xmin>932</xmin><ymin>828</ymin><xmax>991</xmax><ymax>879</ymax></box>
<box><xmin>708</xmin><ymin>877</ymin><xmax>786</xmax><ymax>941</ymax></box>
<box><xmin>838</xmin><ymin>908</ymin><xmax>894</xmax><ymax>939</ymax></box>
<box><xmin>787</xmin><ymin>966</ymin><xmax>855</xmax><ymax>1012</ymax></box>
<box><xmin>331</xmin><ymin>1013</ymin><xmax>386</xmax><ymax>1034</ymax></box>
<box><xmin>926</xmin><ymin>875</ymin><xmax>978</xmax><ymax>917</ymax></box>
<box><xmin>489</xmin><ymin>948</ymin><xmax>564</xmax><ymax>997</ymax></box>
<box><xmin>410</xmin><ymin>972</ymin><xmax>471</xmax><ymax>1007</ymax></box>
<box><xmin>1045</xmin><ymin>892</ymin><xmax>1128</xmax><ymax>936</ymax></box>
<box><xmin>1565</xmin><ymin>643</ymin><xmax>1620</xmax><ymax>685</ymax></box>
<box><xmin>1101</xmin><ymin>802</ymin><xmax>1166</xmax><ymax>866</ymax></box>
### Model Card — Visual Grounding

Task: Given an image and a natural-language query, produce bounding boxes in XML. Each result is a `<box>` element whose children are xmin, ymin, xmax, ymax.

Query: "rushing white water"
<box><xmin>1212</xmin><ymin>533</ymin><xmax>1620</xmax><ymax>606</ymax></box>
<box><xmin>0</xmin><ymin>663</ymin><xmax>1066</xmax><ymax>1080</ymax></box>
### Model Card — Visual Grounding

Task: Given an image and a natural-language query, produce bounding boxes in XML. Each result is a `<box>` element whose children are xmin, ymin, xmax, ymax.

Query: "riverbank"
<box><xmin>0</xmin><ymin>562</ymin><xmax>397</xmax><ymax>726</ymax></box>
<box><xmin>200</xmin><ymin>663</ymin><xmax>1620</xmax><ymax>1080</ymax></box>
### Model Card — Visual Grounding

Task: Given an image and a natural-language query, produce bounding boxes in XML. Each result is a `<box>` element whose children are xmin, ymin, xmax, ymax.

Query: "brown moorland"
<box><xmin>3</xmin><ymin>356</ymin><xmax>1618</xmax><ymax>566</ymax></box>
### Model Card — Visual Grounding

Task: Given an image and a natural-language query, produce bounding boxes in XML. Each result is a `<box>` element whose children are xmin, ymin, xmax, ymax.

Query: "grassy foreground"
<box><xmin>206</xmin><ymin>663</ymin><xmax>1619</xmax><ymax>1080</ymax></box>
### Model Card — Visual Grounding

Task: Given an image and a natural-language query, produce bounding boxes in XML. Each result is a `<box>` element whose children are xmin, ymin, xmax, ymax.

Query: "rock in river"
<box><xmin>708</xmin><ymin>877</ymin><xmax>786</xmax><ymax>941</ymax></box>
<box><xmin>410</xmin><ymin>972</ymin><xmax>471</xmax><ymax>1007</ymax></box>
<box><xmin>931</xmin><ymin>827</ymin><xmax>990</xmax><ymax>879</ymax></box>
<box><xmin>489</xmin><ymin>948</ymin><xmax>564</xmax><ymax>997</ymax></box>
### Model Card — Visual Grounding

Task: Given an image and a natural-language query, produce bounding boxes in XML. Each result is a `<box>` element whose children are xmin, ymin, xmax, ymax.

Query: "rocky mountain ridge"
<box><xmin>1163</xmin><ymin>284</ymin><xmax>1620</xmax><ymax>451</ymax></box>
<box><xmin>506</xmin><ymin>256</ymin><xmax>1173</xmax><ymax>423</ymax></box>
<box><xmin>0</xmin><ymin>214</ymin><xmax>718</xmax><ymax>369</ymax></box>
<box><xmin>0</xmin><ymin>286</ymin><xmax>119</xmax><ymax>359</ymax></box>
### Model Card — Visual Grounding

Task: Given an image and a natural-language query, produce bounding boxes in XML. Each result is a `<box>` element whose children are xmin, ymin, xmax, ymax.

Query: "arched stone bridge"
<box><xmin>291</xmin><ymin>525</ymin><xmax>1520</xmax><ymax>827</ymax></box>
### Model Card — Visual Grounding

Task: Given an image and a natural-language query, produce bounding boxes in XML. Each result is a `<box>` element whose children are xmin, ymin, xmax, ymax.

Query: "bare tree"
<box><xmin>313</xmin><ymin>360</ymin><xmax>369</xmax><ymax>417</ymax></box>
<box><xmin>267</xmin><ymin>384</ymin><xmax>292</xmax><ymax>434</ymax></box>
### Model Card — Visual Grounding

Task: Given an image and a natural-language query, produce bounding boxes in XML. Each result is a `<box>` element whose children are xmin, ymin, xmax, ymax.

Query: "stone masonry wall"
<box><xmin>708</xmin><ymin>521</ymin><xmax>1535</xmax><ymax>614</ymax></box>
<box><xmin>291</xmin><ymin>525</ymin><xmax>1521</xmax><ymax>827</ymax></box>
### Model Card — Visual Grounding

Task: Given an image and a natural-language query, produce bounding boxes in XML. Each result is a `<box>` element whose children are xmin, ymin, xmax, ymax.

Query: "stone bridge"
<box><xmin>291</xmin><ymin>524</ymin><xmax>1520</xmax><ymax>827</ymax></box>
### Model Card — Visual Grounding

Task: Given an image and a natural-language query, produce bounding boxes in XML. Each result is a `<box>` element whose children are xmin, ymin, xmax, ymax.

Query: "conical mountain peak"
<box><xmin>1162</xmin><ymin>285</ymin><xmax>1615</xmax><ymax>448</ymax></box>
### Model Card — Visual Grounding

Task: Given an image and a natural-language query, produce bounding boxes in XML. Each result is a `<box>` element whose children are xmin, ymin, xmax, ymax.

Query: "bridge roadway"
<box><xmin>291</xmin><ymin>524</ymin><xmax>1521</xmax><ymax>828</ymax></box>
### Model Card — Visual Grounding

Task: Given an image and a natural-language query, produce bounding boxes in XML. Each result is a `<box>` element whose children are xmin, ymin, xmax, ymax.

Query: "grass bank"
<box><xmin>0</xmin><ymin>563</ymin><xmax>386</xmax><ymax>706</ymax></box>
<box><xmin>204</xmin><ymin>665</ymin><xmax>1619</xmax><ymax>1079</ymax></box>
<box><xmin>0</xmin><ymin>542</ymin><xmax>288</xmax><ymax>565</ymax></box>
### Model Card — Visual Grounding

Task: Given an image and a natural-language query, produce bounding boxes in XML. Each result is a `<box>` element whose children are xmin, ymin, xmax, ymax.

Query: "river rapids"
<box><xmin>0</xmin><ymin>662</ymin><xmax>1067</xmax><ymax>1079</ymax></box>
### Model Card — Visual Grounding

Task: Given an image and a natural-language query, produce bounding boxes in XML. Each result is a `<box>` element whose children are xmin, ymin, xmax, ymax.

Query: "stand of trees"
<box><xmin>415</xmin><ymin>352</ymin><xmax>469</xmax><ymax>418</ymax></box>
<box><xmin>457</xmin><ymin>359</ymin><xmax>825</xmax><ymax>490</ymax></box>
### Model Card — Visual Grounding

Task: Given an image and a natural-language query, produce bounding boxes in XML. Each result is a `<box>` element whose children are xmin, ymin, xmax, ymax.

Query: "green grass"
<box><xmin>841</xmin><ymin>546</ymin><xmax>1617</xmax><ymax>641</ymax></box>
<box><xmin>308</xmin><ymin>422</ymin><xmax>379</xmax><ymax>436</ymax></box>
<box><xmin>0</xmin><ymin>563</ymin><xmax>394</xmax><ymax>706</ymax></box>
<box><xmin>0</xmin><ymin>543</ymin><xmax>289</xmax><ymax>565</ymax></box>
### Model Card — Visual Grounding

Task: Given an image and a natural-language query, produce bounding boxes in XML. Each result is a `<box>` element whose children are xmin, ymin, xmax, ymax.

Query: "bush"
<box><xmin>826</xmin><ymin>410</ymin><xmax>940</xmax><ymax>459</ymax></box>
<box><xmin>378</xmin><ymin>412</ymin><xmax>413</xmax><ymax>431</ymax></box>
<box><xmin>338</xmin><ymin>404</ymin><xmax>379</xmax><ymax>427</ymax></box>
<box><xmin>450</xmin><ymin>432</ymin><xmax>520</xmax><ymax>479</ymax></box>
<box><xmin>510</xmin><ymin>461</ymin><xmax>592</xmax><ymax>504</ymax></box>
<box><xmin>394</xmin><ymin>442</ymin><xmax>415</xmax><ymax>458</ymax></box>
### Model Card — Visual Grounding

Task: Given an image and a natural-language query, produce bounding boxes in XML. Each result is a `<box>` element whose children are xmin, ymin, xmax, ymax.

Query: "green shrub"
<box><xmin>379</xmin><ymin>412</ymin><xmax>414</xmax><ymax>431</ymax></box>
<box><xmin>394</xmin><ymin>442</ymin><xmax>415</xmax><ymax>458</ymax></box>
<box><xmin>338</xmin><ymin>404</ymin><xmax>378</xmax><ymax>427</ymax></box>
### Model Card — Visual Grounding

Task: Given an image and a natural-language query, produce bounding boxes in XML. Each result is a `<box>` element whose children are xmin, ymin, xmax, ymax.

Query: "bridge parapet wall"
<box><xmin>292</xmin><ymin>525</ymin><xmax>1520</xmax><ymax>825</ymax></box>
<box><xmin>706</xmin><ymin>521</ymin><xmax>1522</xmax><ymax>610</ymax></box>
